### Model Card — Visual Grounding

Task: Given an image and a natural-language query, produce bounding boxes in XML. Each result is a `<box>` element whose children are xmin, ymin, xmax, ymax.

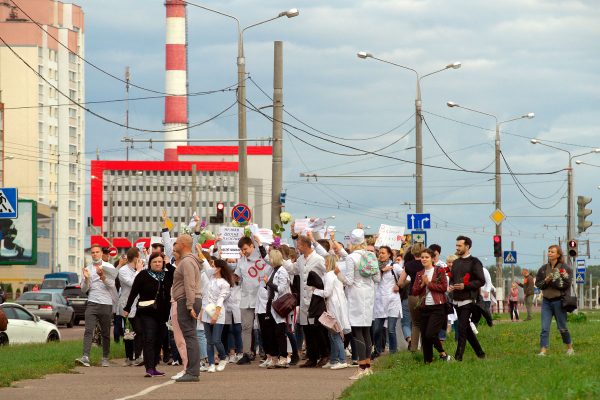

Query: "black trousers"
<box><xmin>260</xmin><ymin>314</ymin><xmax>287</xmax><ymax>358</ymax></box>
<box><xmin>455</xmin><ymin>303</ymin><xmax>485</xmax><ymax>360</ymax></box>
<box><xmin>138</xmin><ymin>313</ymin><xmax>167</xmax><ymax>371</ymax></box>
<box><xmin>257</xmin><ymin>313</ymin><xmax>274</xmax><ymax>357</ymax></box>
<box><xmin>351</xmin><ymin>326</ymin><xmax>371</xmax><ymax>361</ymax></box>
<box><xmin>124</xmin><ymin>316</ymin><xmax>144</xmax><ymax>360</ymax></box>
<box><xmin>419</xmin><ymin>304</ymin><xmax>447</xmax><ymax>363</ymax></box>
<box><xmin>304</xmin><ymin>320</ymin><xmax>330</xmax><ymax>362</ymax></box>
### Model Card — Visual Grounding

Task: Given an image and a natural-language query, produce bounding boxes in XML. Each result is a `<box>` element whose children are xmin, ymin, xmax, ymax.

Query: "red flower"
<box><xmin>447</xmin><ymin>271</ymin><xmax>453</xmax><ymax>279</ymax></box>
<box><xmin>559</xmin><ymin>268</ymin><xmax>565</xmax><ymax>274</ymax></box>
<box><xmin>463</xmin><ymin>273</ymin><xmax>470</xmax><ymax>285</ymax></box>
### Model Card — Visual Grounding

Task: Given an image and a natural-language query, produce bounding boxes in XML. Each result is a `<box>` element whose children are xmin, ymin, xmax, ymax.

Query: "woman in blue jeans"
<box><xmin>535</xmin><ymin>244</ymin><xmax>574</xmax><ymax>356</ymax></box>
<box><xmin>372</xmin><ymin>246</ymin><xmax>402</xmax><ymax>356</ymax></box>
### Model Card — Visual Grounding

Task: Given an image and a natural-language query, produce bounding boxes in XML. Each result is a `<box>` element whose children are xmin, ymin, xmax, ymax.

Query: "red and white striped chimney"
<box><xmin>164</xmin><ymin>0</ymin><xmax>188</xmax><ymax>161</ymax></box>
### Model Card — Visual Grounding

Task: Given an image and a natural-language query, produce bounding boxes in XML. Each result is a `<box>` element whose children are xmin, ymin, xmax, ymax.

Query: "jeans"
<box><xmin>509</xmin><ymin>301</ymin><xmax>520</xmax><ymax>320</ymax></box>
<box><xmin>176</xmin><ymin>298</ymin><xmax>201</xmax><ymax>376</ymax></box>
<box><xmin>400</xmin><ymin>298</ymin><xmax>412</xmax><ymax>340</ymax></box>
<box><xmin>138</xmin><ymin>313</ymin><xmax>167</xmax><ymax>371</ymax></box>
<box><xmin>113</xmin><ymin>314</ymin><xmax>123</xmax><ymax>343</ymax></box>
<box><xmin>226</xmin><ymin>323</ymin><xmax>243</xmax><ymax>354</ymax></box>
<box><xmin>196</xmin><ymin>329</ymin><xmax>207</xmax><ymax>360</ymax></box>
<box><xmin>286</xmin><ymin>322</ymin><xmax>299</xmax><ymax>355</ymax></box>
<box><xmin>407</xmin><ymin>295</ymin><xmax>421</xmax><ymax>351</ymax></box>
<box><xmin>540</xmin><ymin>298</ymin><xmax>572</xmax><ymax>348</ymax></box>
<box><xmin>328</xmin><ymin>331</ymin><xmax>346</xmax><ymax>364</ymax></box>
<box><xmin>83</xmin><ymin>302</ymin><xmax>112</xmax><ymax>358</ymax></box>
<box><xmin>372</xmin><ymin>317</ymin><xmax>399</xmax><ymax>354</ymax></box>
<box><xmin>203</xmin><ymin>323</ymin><xmax>226</xmax><ymax>365</ymax></box>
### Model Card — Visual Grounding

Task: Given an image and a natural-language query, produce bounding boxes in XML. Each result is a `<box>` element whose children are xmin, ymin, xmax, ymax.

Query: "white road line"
<box><xmin>114</xmin><ymin>380</ymin><xmax>174</xmax><ymax>400</ymax></box>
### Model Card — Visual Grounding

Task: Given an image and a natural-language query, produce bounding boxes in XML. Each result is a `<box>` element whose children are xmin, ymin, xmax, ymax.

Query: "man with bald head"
<box><xmin>171</xmin><ymin>234</ymin><xmax>203</xmax><ymax>382</ymax></box>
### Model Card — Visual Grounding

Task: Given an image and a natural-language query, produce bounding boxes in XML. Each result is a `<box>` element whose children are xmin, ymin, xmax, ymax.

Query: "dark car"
<box><xmin>15</xmin><ymin>291</ymin><xmax>74</xmax><ymax>327</ymax></box>
<box><xmin>62</xmin><ymin>284</ymin><xmax>87</xmax><ymax>326</ymax></box>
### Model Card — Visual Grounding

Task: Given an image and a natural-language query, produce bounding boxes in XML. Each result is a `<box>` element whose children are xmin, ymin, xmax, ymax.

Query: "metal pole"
<box><xmin>495</xmin><ymin>123</ymin><xmax>503</xmax><ymax>291</ymax></box>
<box><xmin>511</xmin><ymin>240</ymin><xmax>515</xmax><ymax>282</ymax></box>
<box><xmin>237</xmin><ymin>31</ymin><xmax>248</xmax><ymax>204</ymax></box>
<box><xmin>108</xmin><ymin>181</ymin><xmax>113</xmax><ymax>243</ymax></box>
<box><xmin>415</xmin><ymin>81</ymin><xmax>423</xmax><ymax>213</ymax></box>
<box><xmin>191</xmin><ymin>164</ymin><xmax>197</xmax><ymax>217</ymax></box>
<box><xmin>271</xmin><ymin>41</ymin><xmax>283</xmax><ymax>229</ymax></box>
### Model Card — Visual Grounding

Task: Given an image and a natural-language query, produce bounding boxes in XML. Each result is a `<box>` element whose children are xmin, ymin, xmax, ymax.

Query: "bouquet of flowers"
<box><xmin>280</xmin><ymin>212</ymin><xmax>293</xmax><ymax>224</ymax></box>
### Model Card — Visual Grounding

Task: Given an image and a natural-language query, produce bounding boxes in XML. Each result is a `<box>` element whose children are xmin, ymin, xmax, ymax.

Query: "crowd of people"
<box><xmin>74</xmin><ymin>215</ymin><xmax>576</xmax><ymax>382</ymax></box>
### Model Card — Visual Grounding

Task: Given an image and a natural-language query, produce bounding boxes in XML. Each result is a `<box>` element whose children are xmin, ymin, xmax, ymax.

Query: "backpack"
<box><xmin>357</xmin><ymin>251</ymin><xmax>379</xmax><ymax>277</ymax></box>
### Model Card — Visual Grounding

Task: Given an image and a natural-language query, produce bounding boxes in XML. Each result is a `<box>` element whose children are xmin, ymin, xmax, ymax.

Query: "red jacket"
<box><xmin>411</xmin><ymin>267</ymin><xmax>448</xmax><ymax>306</ymax></box>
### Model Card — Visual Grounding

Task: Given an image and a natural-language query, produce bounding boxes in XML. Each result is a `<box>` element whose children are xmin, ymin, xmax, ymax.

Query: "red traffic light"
<box><xmin>568</xmin><ymin>240</ymin><xmax>577</xmax><ymax>248</ymax></box>
<box><xmin>217</xmin><ymin>202</ymin><xmax>224</xmax><ymax>211</ymax></box>
<box><xmin>493</xmin><ymin>235</ymin><xmax>501</xmax><ymax>243</ymax></box>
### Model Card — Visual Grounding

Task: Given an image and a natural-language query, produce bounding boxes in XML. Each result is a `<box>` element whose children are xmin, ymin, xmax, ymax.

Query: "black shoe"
<box><xmin>175</xmin><ymin>373</ymin><xmax>199</xmax><ymax>383</ymax></box>
<box><xmin>299</xmin><ymin>360</ymin><xmax>317</xmax><ymax>368</ymax></box>
<box><xmin>477</xmin><ymin>353</ymin><xmax>486</xmax><ymax>359</ymax></box>
<box><xmin>371</xmin><ymin>351</ymin><xmax>380</xmax><ymax>360</ymax></box>
<box><xmin>289</xmin><ymin>353</ymin><xmax>300</xmax><ymax>365</ymax></box>
<box><xmin>236</xmin><ymin>354</ymin><xmax>252</xmax><ymax>365</ymax></box>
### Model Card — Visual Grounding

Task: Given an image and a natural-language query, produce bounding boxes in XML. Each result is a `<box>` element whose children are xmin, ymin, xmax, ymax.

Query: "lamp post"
<box><xmin>357</xmin><ymin>52</ymin><xmax>460</xmax><ymax>213</ymax></box>
<box><xmin>185</xmin><ymin>2</ymin><xmax>299</xmax><ymax>205</ymax></box>
<box><xmin>530</xmin><ymin>140</ymin><xmax>600</xmax><ymax>264</ymax></box>
<box><xmin>448</xmin><ymin>102</ymin><xmax>534</xmax><ymax>290</ymax></box>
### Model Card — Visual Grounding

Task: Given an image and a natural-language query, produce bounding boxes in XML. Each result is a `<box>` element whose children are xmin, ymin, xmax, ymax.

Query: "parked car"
<box><xmin>0</xmin><ymin>303</ymin><xmax>61</xmax><ymax>345</ymax></box>
<box><xmin>62</xmin><ymin>284</ymin><xmax>87</xmax><ymax>326</ymax></box>
<box><xmin>40</xmin><ymin>278</ymin><xmax>69</xmax><ymax>294</ymax></box>
<box><xmin>15</xmin><ymin>291</ymin><xmax>75</xmax><ymax>327</ymax></box>
<box><xmin>43</xmin><ymin>272</ymin><xmax>79</xmax><ymax>285</ymax></box>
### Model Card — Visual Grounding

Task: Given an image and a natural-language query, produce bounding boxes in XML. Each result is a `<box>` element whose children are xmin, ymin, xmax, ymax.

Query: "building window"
<box><xmin>69</xmin><ymin>219</ymin><xmax>76</xmax><ymax>229</ymax></box>
<box><xmin>38</xmin><ymin>228</ymin><xmax>50</xmax><ymax>238</ymax></box>
<box><xmin>68</xmin><ymin>256</ymin><xmax>76</xmax><ymax>266</ymax></box>
<box><xmin>69</xmin><ymin>89</ymin><xmax>76</xmax><ymax>99</ymax></box>
<box><xmin>69</xmin><ymin>237</ymin><xmax>76</xmax><ymax>248</ymax></box>
<box><xmin>69</xmin><ymin>200</ymin><xmax>76</xmax><ymax>211</ymax></box>
<box><xmin>69</xmin><ymin>127</ymin><xmax>77</xmax><ymax>138</ymax></box>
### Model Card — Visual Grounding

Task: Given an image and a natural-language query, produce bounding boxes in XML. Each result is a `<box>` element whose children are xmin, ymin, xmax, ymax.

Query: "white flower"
<box><xmin>280</xmin><ymin>212</ymin><xmax>292</xmax><ymax>224</ymax></box>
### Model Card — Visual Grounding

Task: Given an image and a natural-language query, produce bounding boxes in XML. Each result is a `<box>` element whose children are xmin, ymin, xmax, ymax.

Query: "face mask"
<box><xmin>228</xmin><ymin>263</ymin><xmax>237</xmax><ymax>271</ymax></box>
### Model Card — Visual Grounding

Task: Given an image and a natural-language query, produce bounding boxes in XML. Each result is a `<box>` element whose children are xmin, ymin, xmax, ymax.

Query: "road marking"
<box><xmin>114</xmin><ymin>380</ymin><xmax>174</xmax><ymax>400</ymax></box>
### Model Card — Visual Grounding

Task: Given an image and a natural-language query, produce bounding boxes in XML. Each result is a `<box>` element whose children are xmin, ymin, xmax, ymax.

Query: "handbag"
<box><xmin>318</xmin><ymin>311</ymin><xmax>340</xmax><ymax>332</ymax></box>
<box><xmin>561</xmin><ymin>292</ymin><xmax>577</xmax><ymax>313</ymax></box>
<box><xmin>272</xmin><ymin>292</ymin><xmax>296</xmax><ymax>318</ymax></box>
<box><xmin>138</xmin><ymin>281</ymin><xmax>160</xmax><ymax>310</ymax></box>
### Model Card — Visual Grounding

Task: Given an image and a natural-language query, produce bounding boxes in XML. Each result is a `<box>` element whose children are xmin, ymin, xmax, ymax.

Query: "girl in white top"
<box><xmin>224</xmin><ymin>270</ymin><xmax>243</xmax><ymax>363</ymax></box>
<box><xmin>372</xmin><ymin>246</ymin><xmax>403</xmax><ymax>356</ymax></box>
<box><xmin>344</xmin><ymin>228</ymin><xmax>381</xmax><ymax>380</ymax></box>
<box><xmin>200</xmin><ymin>259</ymin><xmax>232</xmax><ymax>373</ymax></box>
<box><xmin>313</xmin><ymin>254</ymin><xmax>351</xmax><ymax>369</ymax></box>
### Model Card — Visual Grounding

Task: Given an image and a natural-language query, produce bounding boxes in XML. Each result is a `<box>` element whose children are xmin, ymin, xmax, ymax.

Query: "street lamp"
<box><xmin>448</xmin><ymin>102</ymin><xmax>534</xmax><ymax>289</ymax></box>
<box><xmin>357</xmin><ymin>51</ymin><xmax>461</xmax><ymax>213</ymax></box>
<box><xmin>530</xmin><ymin>139</ymin><xmax>600</xmax><ymax>265</ymax></box>
<box><xmin>185</xmin><ymin>2</ymin><xmax>299</xmax><ymax>205</ymax></box>
<box><xmin>92</xmin><ymin>171</ymin><xmax>143</xmax><ymax>241</ymax></box>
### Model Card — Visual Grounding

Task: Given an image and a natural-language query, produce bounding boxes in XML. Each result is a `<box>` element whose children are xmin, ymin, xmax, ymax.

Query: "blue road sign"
<box><xmin>231</xmin><ymin>203</ymin><xmax>252</xmax><ymax>223</ymax></box>
<box><xmin>407</xmin><ymin>213</ymin><xmax>431</xmax><ymax>230</ymax></box>
<box><xmin>411</xmin><ymin>230</ymin><xmax>427</xmax><ymax>247</ymax></box>
<box><xmin>576</xmin><ymin>259</ymin><xmax>586</xmax><ymax>285</ymax></box>
<box><xmin>503</xmin><ymin>251</ymin><xmax>517</xmax><ymax>264</ymax></box>
<box><xmin>0</xmin><ymin>188</ymin><xmax>18</xmax><ymax>219</ymax></box>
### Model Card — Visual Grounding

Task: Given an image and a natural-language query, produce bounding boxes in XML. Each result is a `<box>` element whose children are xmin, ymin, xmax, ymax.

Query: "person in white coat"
<box><xmin>200</xmin><ymin>259</ymin><xmax>232</xmax><ymax>373</ymax></box>
<box><xmin>344</xmin><ymin>228</ymin><xmax>381</xmax><ymax>380</ymax></box>
<box><xmin>263</xmin><ymin>249</ymin><xmax>292</xmax><ymax>368</ymax></box>
<box><xmin>372</xmin><ymin>246</ymin><xmax>403</xmax><ymax>356</ymax></box>
<box><xmin>118</xmin><ymin>247</ymin><xmax>144</xmax><ymax>366</ymax></box>
<box><xmin>313</xmin><ymin>254</ymin><xmax>351</xmax><ymax>369</ymax></box>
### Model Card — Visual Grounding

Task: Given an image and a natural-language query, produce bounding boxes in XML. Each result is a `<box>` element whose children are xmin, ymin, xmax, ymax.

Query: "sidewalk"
<box><xmin>1</xmin><ymin>359</ymin><xmax>356</xmax><ymax>400</ymax></box>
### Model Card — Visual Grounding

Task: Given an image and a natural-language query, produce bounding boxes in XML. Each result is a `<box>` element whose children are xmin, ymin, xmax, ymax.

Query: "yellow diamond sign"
<box><xmin>490</xmin><ymin>209</ymin><xmax>506</xmax><ymax>225</ymax></box>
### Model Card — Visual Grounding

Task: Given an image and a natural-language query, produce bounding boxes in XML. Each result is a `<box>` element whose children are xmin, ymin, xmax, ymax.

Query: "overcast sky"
<box><xmin>74</xmin><ymin>0</ymin><xmax>600</xmax><ymax>268</ymax></box>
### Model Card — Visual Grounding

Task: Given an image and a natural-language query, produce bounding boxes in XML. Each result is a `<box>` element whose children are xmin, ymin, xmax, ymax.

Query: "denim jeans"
<box><xmin>400</xmin><ymin>298</ymin><xmax>412</xmax><ymax>341</ymax></box>
<box><xmin>373</xmin><ymin>317</ymin><xmax>399</xmax><ymax>354</ymax></box>
<box><xmin>328</xmin><ymin>331</ymin><xmax>346</xmax><ymax>364</ymax></box>
<box><xmin>196</xmin><ymin>329</ymin><xmax>207</xmax><ymax>360</ymax></box>
<box><xmin>226</xmin><ymin>323</ymin><xmax>243</xmax><ymax>354</ymax></box>
<box><xmin>540</xmin><ymin>298</ymin><xmax>571</xmax><ymax>348</ymax></box>
<box><xmin>203</xmin><ymin>323</ymin><xmax>226</xmax><ymax>365</ymax></box>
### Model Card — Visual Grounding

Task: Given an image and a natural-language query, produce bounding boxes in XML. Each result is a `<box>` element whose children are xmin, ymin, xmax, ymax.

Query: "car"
<box><xmin>62</xmin><ymin>284</ymin><xmax>87</xmax><ymax>326</ymax></box>
<box><xmin>44</xmin><ymin>272</ymin><xmax>79</xmax><ymax>285</ymax></box>
<box><xmin>16</xmin><ymin>291</ymin><xmax>75</xmax><ymax>327</ymax></box>
<box><xmin>40</xmin><ymin>278</ymin><xmax>70</xmax><ymax>294</ymax></box>
<box><xmin>0</xmin><ymin>303</ymin><xmax>61</xmax><ymax>345</ymax></box>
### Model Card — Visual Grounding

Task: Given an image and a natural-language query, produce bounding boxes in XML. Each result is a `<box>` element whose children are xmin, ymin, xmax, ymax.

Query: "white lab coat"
<box><xmin>373</xmin><ymin>261</ymin><xmax>403</xmax><ymax>319</ymax></box>
<box><xmin>268</xmin><ymin>267</ymin><xmax>291</xmax><ymax>324</ymax></box>
<box><xmin>200</xmin><ymin>277</ymin><xmax>231</xmax><ymax>324</ymax></box>
<box><xmin>118</xmin><ymin>264</ymin><xmax>139</xmax><ymax>317</ymax></box>
<box><xmin>314</xmin><ymin>270</ymin><xmax>351</xmax><ymax>333</ymax></box>
<box><xmin>283</xmin><ymin>250</ymin><xmax>325</xmax><ymax>325</ymax></box>
<box><xmin>225</xmin><ymin>284</ymin><xmax>241</xmax><ymax>324</ymax></box>
<box><xmin>343</xmin><ymin>250</ymin><xmax>381</xmax><ymax>327</ymax></box>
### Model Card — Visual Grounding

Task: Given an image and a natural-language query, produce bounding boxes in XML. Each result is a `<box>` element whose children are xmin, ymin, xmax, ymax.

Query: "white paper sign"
<box><xmin>294</xmin><ymin>218</ymin><xmax>328</xmax><ymax>235</ymax></box>
<box><xmin>293</xmin><ymin>218</ymin><xmax>310</xmax><ymax>234</ymax></box>
<box><xmin>220</xmin><ymin>227</ymin><xmax>244</xmax><ymax>259</ymax></box>
<box><xmin>249</xmin><ymin>224</ymin><xmax>274</xmax><ymax>244</ymax></box>
<box><xmin>374</xmin><ymin>224</ymin><xmax>405</xmax><ymax>250</ymax></box>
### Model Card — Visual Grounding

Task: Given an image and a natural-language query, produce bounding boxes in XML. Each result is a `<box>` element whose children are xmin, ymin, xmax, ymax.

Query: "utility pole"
<box><xmin>125</xmin><ymin>66</ymin><xmax>130</xmax><ymax>161</ymax></box>
<box><xmin>191</xmin><ymin>164</ymin><xmax>197</xmax><ymax>218</ymax></box>
<box><xmin>415</xmin><ymin>89</ymin><xmax>423</xmax><ymax>213</ymax></box>
<box><xmin>271</xmin><ymin>41</ymin><xmax>283</xmax><ymax>229</ymax></box>
<box><xmin>566</xmin><ymin>158</ymin><xmax>573</xmax><ymax>267</ymax></box>
<box><xmin>495</xmin><ymin>122</ymin><xmax>503</xmax><ymax>290</ymax></box>
<box><xmin>237</xmin><ymin>32</ymin><xmax>248</xmax><ymax>205</ymax></box>
<box><xmin>511</xmin><ymin>240</ymin><xmax>515</xmax><ymax>282</ymax></box>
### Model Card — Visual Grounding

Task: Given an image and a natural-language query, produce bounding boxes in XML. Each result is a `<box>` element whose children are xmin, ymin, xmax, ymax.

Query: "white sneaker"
<box><xmin>349</xmin><ymin>369</ymin><xmax>367</xmax><ymax>380</ymax></box>
<box><xmin>207</xmin><ymin>364</ymin><xmax>216</xmax><ymax>373</ymax></box>
<box><xmin>235</xmin><ymin>353</ymin><xmax>244</xmax><ymax>363</ymax></box>
<box><xmin>566</xmin><ymin>348</ymin><xmax>575</xmax><ymax>356</ymax></box>
<box><xmin>345</xmin><ymin>348</ymin><xmax>352</xmax><ymax>357</ymax></box>
<box><xmin>321</xmin><ymin>362</ymin><xmax>333</xmax><ymax>369</ymax></box>
<box><xmin>276</xmin><ymin>357</ymin><xmax>289</xmax><ymax>368</ymax></box>
<box><xmin>331</xmin><ymin>362</ymin><xmax>348</xmax><ymax>370</ymax></box>
<box><xmin>259</xmin><ymin>359</ymin><xmax>273</xmax><ymax>368</ymax></box>
<box><xmin>216</xmin><ymin>360</ymin><xmax>228</xmax><ymax>372</ymax></box>
<box><xmin>171</xmin><ymin>360</ymin><xmax>180</xmax><ymax>366</ymax></box>
<box><xmin>537</xmin><ymin>352</ymin><xmax>546</xmax><ymax>357</ymax></box>
<box><xmin>199</xmin><ymin>363</ymin><xmax>209</xmax><ymax>372</ymax></box>
<box><xmin>364</xmin><ymin>368</ymin><xmax>373</xmax><ymax>376</ymax></box>
<box><xmin>170</xmin><ymin>370</ymin><xmax>185</xmax><ymax>380</ymax></box>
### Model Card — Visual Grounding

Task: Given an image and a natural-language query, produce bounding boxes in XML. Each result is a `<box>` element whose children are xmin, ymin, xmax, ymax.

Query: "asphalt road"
<box><xmin>58</xmin><ymin>325</ymin><xmax>85</xmax><ymax>341</ymax></box>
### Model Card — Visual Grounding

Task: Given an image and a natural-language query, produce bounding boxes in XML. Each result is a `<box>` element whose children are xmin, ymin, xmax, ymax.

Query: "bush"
<box><xmin>567</xmin><ymin>311</ymin><xmax>587</xmax><ymax>323</ymax></box>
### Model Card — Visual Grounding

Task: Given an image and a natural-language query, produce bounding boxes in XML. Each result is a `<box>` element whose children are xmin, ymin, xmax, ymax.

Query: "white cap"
<box><xmin>350</xmin><ymin>229</ymin><xmax>365</xmax><ymax>245</ymax></box>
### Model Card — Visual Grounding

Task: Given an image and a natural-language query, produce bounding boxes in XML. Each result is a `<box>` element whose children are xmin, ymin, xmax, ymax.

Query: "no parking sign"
<box><xmin>231</xmin><ymin>203</ymin><xmax>252</xmax><ymax>223</ymax></box>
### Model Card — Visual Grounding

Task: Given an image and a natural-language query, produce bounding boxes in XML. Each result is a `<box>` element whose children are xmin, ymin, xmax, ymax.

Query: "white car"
<box><xmin>0</xmin><ymin>303</ymin><xmax>61</xmax><ymax>345</ymax></box>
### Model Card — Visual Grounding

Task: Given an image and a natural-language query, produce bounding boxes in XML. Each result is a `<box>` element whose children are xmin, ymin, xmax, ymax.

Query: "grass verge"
<box><xmin>0</xmin><ymin>340</ymin><xmax>125</xmax><ymax>387</ymax></box>
<box><xmin>342</xmin><ymin>311</ymin><xmax>600</xmax><ymax>400</ymax></box>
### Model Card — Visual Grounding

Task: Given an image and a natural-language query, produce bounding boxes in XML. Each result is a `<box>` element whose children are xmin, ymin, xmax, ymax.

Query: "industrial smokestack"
<box><xmin>164</xmin><ymin>0</ymin><xmax>188</xmax><ymax>161</ymax></box>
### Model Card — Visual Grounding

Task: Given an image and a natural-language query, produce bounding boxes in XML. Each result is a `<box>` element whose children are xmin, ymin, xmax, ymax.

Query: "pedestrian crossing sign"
<box><xmin>503</xmin><ymin>250</ymin><xmax>517</xmax><ymax>264</ymax></box>
<box><xmin>0</xmin><ymin>188</ymin><xmax>18</xmax><ymax>219</ymax></box>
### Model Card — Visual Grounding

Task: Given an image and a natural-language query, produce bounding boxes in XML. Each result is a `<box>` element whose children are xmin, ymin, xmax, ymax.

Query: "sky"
<box><xmin>72</xmin><ymin>0</ymin><xmax>600</xmax><ymax>268</ymax></box>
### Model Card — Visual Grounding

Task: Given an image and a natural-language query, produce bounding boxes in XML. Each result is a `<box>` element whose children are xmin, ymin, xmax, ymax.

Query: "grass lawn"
<box><xmin>342</xmin><ymin>311</ymin><xmax>600</xmax><ymax>400</ymax></box>
<box><xmin>0</xmin><ymin>340</ymin><xmax>125</xmax><ymax>387</ymax></box>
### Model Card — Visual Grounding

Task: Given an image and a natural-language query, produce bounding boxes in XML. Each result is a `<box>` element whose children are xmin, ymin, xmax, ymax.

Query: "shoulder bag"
<box><xmin>272</xmin><ymin>292</ymin><xmax>296</xmax><ymax>318</ymax></box>
<box><xmin>561</xmin><ymin>291</ymin><xmax>577</xmax><ymax>313</ymax></box>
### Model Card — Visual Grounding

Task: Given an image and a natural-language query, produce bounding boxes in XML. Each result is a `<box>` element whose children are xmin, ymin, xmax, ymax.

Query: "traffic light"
<box><xmin>210</xmin><ymin>202</ymin><xmax>225</xmax><ymax>224</ymax></box>
<box><xmin>577</xmin><ymin>196</ymin><xmax>592</xmax><ymax>233</ymax></box>
<box><xmin>568</xmin><ymin>239</ymin><xmax>578</xmax><ymax>258</ymax></box>
<box><xmin>493</xmin><ymin>235</ymin><xmax>502</xmax><ymax>258</ymax></box>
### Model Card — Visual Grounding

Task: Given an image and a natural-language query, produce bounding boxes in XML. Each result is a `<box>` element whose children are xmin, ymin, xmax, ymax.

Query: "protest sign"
<box><xmin>249</xmin><ymin>224</ymin><xmax>274</xmax><ymax>244</ymax></box>
<box><xmin>220</xmin><ymin>226</ymin><xmax>244</xmax><ymax>259</ymax></box>
<box><xmin>374</xmin><ymin>224</ymin><xmax>405</xmax><ymax>250</ymax></box>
